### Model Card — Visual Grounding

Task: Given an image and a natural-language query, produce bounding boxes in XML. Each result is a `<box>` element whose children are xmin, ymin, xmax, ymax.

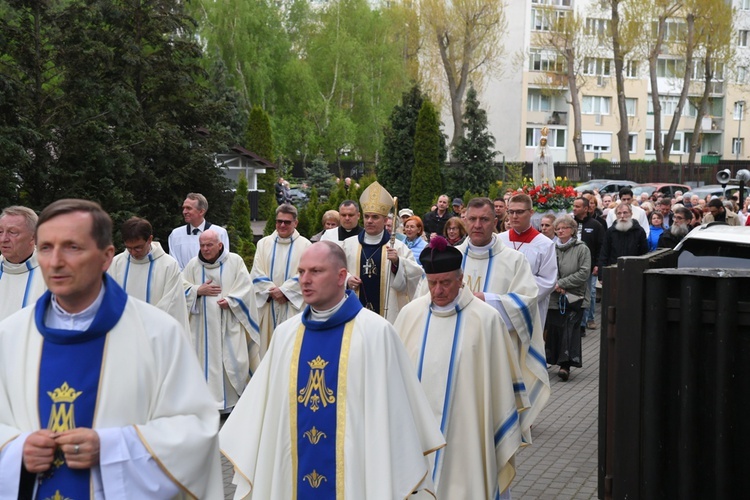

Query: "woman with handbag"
<box><xmin>545</xmin><ymin>215</ymin><xmax>591</xmax><ymax>381</ymax></box>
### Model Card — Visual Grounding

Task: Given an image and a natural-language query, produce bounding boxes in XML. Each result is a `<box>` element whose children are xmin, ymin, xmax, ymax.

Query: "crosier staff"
<box><xmin>383</xmin><ymin>196</ymin><xmax>398</xmax><ymax>318</ymax></box>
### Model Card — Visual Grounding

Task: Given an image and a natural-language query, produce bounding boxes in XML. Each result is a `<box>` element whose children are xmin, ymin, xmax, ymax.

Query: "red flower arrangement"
<box><xmin>521</xmin><ymin>183</ymin><xmax>577</xmax><ymax>213</ymax></box>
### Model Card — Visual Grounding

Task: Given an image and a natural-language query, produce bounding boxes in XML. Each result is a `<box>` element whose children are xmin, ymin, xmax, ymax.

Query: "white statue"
<box><xmin>533</xmin><ymin>127</ymin><xmax>556</xmax><ymax>187</ymax></box>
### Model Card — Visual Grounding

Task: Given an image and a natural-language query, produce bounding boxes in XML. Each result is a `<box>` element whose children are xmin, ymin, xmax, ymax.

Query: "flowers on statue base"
<box><xmin>521</xmin><ymin>183</ymin><xmax>577</xmax><ymax>213</ymax></box>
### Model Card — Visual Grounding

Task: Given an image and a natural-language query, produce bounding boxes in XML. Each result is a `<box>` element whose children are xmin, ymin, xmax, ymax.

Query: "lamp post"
<box><xmin>736</xmin><ymin>100</ymin><xmax>745</xmax><ymax>162</ymax></box>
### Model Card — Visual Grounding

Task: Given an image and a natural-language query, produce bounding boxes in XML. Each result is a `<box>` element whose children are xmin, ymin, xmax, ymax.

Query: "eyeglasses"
<box><xmin>507</xmin><ymin>209</ymin><xmax>529</xmax><ymax>216</ymax></box>
<box><xmin>276</xmin><ymin>219</ymin><xmax>294</xmax><ymax>226</ymax></box>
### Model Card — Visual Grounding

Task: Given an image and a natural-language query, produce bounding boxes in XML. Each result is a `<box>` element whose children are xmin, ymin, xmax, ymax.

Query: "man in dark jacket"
<box><xmin>572</xmin><ymin>197</ymin><xmax>604</xmax><ymax>330</ymax></box>
<box><xmin>598</xmin><ymin>203</ymin><xmax>648</xmax><ymax>276</ymax></box>
<box><xmin>423</xmin><ymin>194</ymin><xmax>455</xmax><ymax>240</ymax></box>
<box><xmin>657</xmin><ymin>206</ymin><xmax>693</xmax><ymax>249</ymax></box>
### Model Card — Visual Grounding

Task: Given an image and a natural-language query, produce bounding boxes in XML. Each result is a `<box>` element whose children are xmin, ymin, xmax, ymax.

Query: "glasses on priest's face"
<box><xmin>276</xmin><ymin>219</ymin><xmax>294</xmax><ymax>226</ymax></box>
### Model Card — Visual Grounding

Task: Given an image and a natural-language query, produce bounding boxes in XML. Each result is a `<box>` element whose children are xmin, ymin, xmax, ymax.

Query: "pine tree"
<box><xmin>446</xmin><ymin>85</ymin><xmax>498</xmax><ymax>198</ymax></box>
<box><xmin>246</xmin><ymin>105</ymin><xmax>277</xmax><ymax>235</ymax></box>
<box><xmin>304</xmin><ymin>154</ymin><xmax>335</xmax><ymax>197</ymax></box>
<box><xmin>410</xmin><ymin>100</ymin><xmax>444</xmax><ymax>216</ymax></box>
<box><xmin>379</xmin><ymin>84</ymin><xmax>423</xmax><ymax>208</ymax></box>
<box><xmin>227</xmin><ymin>174</ymin><xmax>256</xmax><ymax>269</ymax></box>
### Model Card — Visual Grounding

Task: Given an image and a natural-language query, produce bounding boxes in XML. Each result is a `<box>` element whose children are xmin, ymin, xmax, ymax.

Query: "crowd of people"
<box><xmin>0</xmin><ymin>178</ymin><xmax>743</xmax><ymax>498</ymax></box>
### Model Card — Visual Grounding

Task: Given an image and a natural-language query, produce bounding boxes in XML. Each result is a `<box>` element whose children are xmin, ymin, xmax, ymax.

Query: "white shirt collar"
<box><xmin>46</xmin><ymin>283</ymin><xmax>106</xmax><ymax>331</ymax></box>
<box><xmin>309</xmin><ymin>294</ymin><xmax>348</xmax><ymax>322</ymax></box>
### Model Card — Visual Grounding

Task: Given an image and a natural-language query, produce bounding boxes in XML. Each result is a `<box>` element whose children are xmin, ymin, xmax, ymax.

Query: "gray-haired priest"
<box><xmin>342</xmin><ymin>182</ymin><xmax>422</xmax><ymax>323</ymax></box>
<box><xmin>396</xmin><ymin>237</ymin><xmax>529</xmax><ymax>499</ymax></box>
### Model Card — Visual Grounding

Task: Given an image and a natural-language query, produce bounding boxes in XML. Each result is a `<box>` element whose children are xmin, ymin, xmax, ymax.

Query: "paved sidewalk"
<box><xmin>222</xmin><ymin>313</ymin><xmax>602</xmax><ymax>500</ymax></box>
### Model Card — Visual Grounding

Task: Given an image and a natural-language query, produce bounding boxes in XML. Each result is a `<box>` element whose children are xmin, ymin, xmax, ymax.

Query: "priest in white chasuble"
<box><xmin>250</xmin><ymin>203</ymin><xmax>311</xmax><ymax>344</ymax></box>
<box><xmin>395</xmin><ymin>237</ymin><xmax>529</xmax><ymax>499</ymax></box>
<box><xmin>183</xmin><ymin>230</ymin><xmax>262</xmax><ymax>411</ymax></box>
<box><xmin>0</xmin><ymin>206</ymin><xmax>47</xmax><ymax>321</ymax></box>
<box><xmin>107</xmin><ymin>216</ymin><xmax>189</xmax><ymax>334</ymax></box>
<box><xmin>457</xmin><ymin>197</ymin><xmax>550</xmax><ymax>443</ymax></box>
<box><xmin>220</xmin><ymin>241</ymin><xmax>445</xmax><ymax>499</ymax></box>
<box><xmin>0</xmin><ymin>199</ymin><xmax>222</xmax><ymax>499</ymax></box>
<box><xmin>342</xmin><ymin>181</ymin><xmax>422</xmax><ymax>324</ymax></box>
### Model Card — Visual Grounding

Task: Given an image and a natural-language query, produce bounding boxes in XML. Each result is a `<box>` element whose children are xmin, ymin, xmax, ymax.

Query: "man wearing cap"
<box><xmin>250</xmin><ymin>204</ymin><xmax>311</xmax><ymax>344</ymax></box>
<box><xmin>458</xmin><ymin>197</ymin><xmax>550</xmax><ymax>443</ymax></box>
<box><xmin>220</xmin><ymin>241</ymin><xmax>445</xmax><ymax>499</ymax></box>
<box><xmin>107</xmin><ymin>216</ymin><xmax>190</xmax><ymax>333</ymax></box>
<box><xmin>395</xmin><ymin>237</ymin><xmax>529</xmax><ymax>499</ymax></box>
<box><xmin>320</xmin><ymin>200</ymin><xmax>364</xmax><ymax>244</ymax></box>
<box><xmin>0</xmin><ymin>206</ymin><xmax>47</xmax><ymax>321</ymax></box>
<box><xmin>451</xmin><ymin>198</ymin><xmax>464</xmax><ymax>214</ymax></box>
<box><xmin>423</xmin><ymin>194</ymin><xmax>455</xmax><ymax>240</ymax></box>
<box><xmin>343</xmin><ymin>182</ymin><xmax>422</xmax><ymax>323</ymax></box>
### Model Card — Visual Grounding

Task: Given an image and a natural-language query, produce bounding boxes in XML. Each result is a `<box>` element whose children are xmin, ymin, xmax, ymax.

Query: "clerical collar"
<box><xmin>431</xmin><ymin>294</ymin><xmax>460</xmax><ymax>312</ymax></box>
<box><xmin>199</xmin><ymin>245</ymin><xmax>224</xmax><ymax>264</ymax></box>
<box><xmin>467</xmin><ymin>234</ymin><xmax>496</xmax><ymax>253</ymax></box>
<box><xmin>47</xmin><ymin>283</ymin><xmax>106</xmax><ymax>331</ymax></box>
<box><xmin>338</xmin><ymin>225</ymin><xmax>363</xmax><ymax>240</ymax></box>
<box><xmin>309</xmin><ymin>293</ymin><xmax>348</xmax><ymax>321</ymax></box>
<box><xmin>363</xmin><ymin>231</ymin><xmax>385</xmax><ymax>245</ymax></box>
<box><xmin>4</xmin><ymin>251</ymin><xmax>34</xmax><ymax>265</ymax></box>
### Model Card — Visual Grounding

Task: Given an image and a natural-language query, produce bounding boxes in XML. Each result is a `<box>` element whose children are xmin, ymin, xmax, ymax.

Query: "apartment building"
<box><xmin>479</xmin><ymin>0</ymin><xmax>750</xmax><ymax>164</ymax></box>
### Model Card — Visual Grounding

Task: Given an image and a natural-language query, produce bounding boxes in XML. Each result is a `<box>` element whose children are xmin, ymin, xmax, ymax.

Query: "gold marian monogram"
<box><xmin>464</xmin><ymin>275</ymin><xmax>482</xmax><ymax>293</ymax></box>
<box><xmin>47</xmin><ymin>382</ymin><xmax>82</xmax><ymax>433</ymax></box>
<box><xmin>303</xmin><ymin>426</ymin><xmax>327</xmax><ymax>444</ymax></box>
<box><xmin>45</xmin><ymin>490</ymin><xmax>72</xmax><ymax>500</ymax></box>
<box><xmin>303</xmin><ymin>470</ymin><xmax>327</xmax><ymax>488</ymax></box>
<box><xmin>298</xmin><ymin>356</ymin><xmax>335</xmax><ymax>412</ymax></box>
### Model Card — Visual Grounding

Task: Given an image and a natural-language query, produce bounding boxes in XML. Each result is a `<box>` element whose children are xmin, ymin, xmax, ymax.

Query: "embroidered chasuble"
<box><xmin>250</xmin><ymin>230</ymin><xmax>311</xmax><ymax>344</ymax></box>
<box><xmin>396</xmin><ymin>288</ymin><xmax>529</xmax><ymax>498</ymax></box>
<box><xmin>220</xmin><ymin>291</ymin><xmax>445</xmax><ymax>499</ymax></box>
<box><xmin>35</xmin><ymin>280</ymin><xmax>125</xmax><ymax>500</ymax></box>
<box><xmin>455</xmin><ymin>236</ymin><xmax>550</xmax><ymax>443</ymax></box>
<box><xmin>0</xmin><ymin>251</ymin><xmax>47</xmax><ymax>321</ymax></box>
<box><xmin>499</xmin><ymin>227</ymin><xmax>557</xmax><ymax>329</ymax></box>
<box><xmin>342</xmin><ymin>231</ymin><xmax>421</xmax><ymax>324</ymax></box>
<box><xmin>0</xmin><ymin>275</ymin><xmax>224</xmax><ymax>499</ymax></box>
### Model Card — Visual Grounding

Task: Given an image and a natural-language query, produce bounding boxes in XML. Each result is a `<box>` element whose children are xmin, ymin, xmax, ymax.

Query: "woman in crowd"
<box><xmin>647</xmin><ymin>211</ymin><xmax>665</xmax><ymax>252</ymax></box>
<box><xmin>310</xmin><ymin>210</ymin><xmax>340</xmax><ymax>242</ymax></box>
<box><xmin>546</xmin><ymin>216</ymin><xmax>591</xmax><ymax>382</ymax></box>
<box><xmin>443</xmin><ymin>216</ymin><xmax>467</xmax><ymax>246</ymax></box>
<box><xmin>403</xmin><ymin>216</ymin><xmax>427</xmax><ymax>262</ymax></box>
<box><xmin>691</xmin><ymin>207</ymin><xmax>703</xmax><ymax>228</ymax></box>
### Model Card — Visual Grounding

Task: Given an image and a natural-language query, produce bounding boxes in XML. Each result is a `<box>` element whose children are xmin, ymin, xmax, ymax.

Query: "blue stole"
<box><xmin>35</xmin><ymin>275</ymin><xmax>127</xmax><ymax>500</ymax></box>
<box><xmin>291</xmin><ymin>291</ymin><xmax>361</xmax><ymax>499</ymax></box>
<box><xmin>357</xmin><ymin>231</ymin><xmax>390</xmax><ymax>314</ymax></box>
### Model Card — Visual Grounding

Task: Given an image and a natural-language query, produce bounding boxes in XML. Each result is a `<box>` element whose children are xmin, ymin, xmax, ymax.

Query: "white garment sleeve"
<box><xmin>95</xmin><ymin>426</ymin><xmax>179</xmax><ymax>499</ymax></box>
<box><xmin>0</xmin><ymin>431</ymin><xmax>29</xmax><ymax>500</ymax></box>
<box><xmin>483</xmin><ymin>293</ymin><xmax>514</xmax><ymax>332</ymax></box>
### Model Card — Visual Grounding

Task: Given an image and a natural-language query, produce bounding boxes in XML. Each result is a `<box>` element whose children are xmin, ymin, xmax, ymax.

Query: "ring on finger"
<box><xmin>74</xmin><ymin>444</ymin><xmax>80</xmax><ymax>454</ymax></box>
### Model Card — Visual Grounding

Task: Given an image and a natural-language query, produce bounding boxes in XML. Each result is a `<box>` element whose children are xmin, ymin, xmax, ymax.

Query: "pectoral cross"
<box><xmin>363</xmin><ymin>258</ymin><xmax>377</xmax><ymax>278</ymax></box>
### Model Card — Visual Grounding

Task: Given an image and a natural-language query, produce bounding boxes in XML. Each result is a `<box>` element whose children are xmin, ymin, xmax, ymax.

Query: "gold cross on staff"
<box><xmin>363</xmin><ymin>258</ymin><xmax>377</xmax><ymax>278</ymax></box>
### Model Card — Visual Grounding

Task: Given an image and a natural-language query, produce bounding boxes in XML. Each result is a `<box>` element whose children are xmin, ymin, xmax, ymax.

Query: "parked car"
<box><xmin>288</xmin><ymin>187</ymin><xmax>309</xmax><ymax>204</ymax></box>
<box><xmin>675</xmin><ymin>224</ymin><xmax>750</xmax><ymax>269</ymax></box>
<box><xmin>632</xmin><ymin>183</ymin><xmax>691</xmax><ymax>199</ymax></box>
<box><xmin>576</xmin><ymin>179</ymin><xmax>637</xmax><ymax>196</ymax></box>
<box><xmin>682</xmin><ymin>184</ymin><xmax>740</xmax><ymax>202</ymax></box>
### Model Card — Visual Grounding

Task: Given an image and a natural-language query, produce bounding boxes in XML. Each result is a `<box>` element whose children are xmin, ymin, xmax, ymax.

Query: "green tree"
<box><xmin>0</xmin><ymin>0</ymin><xmax>238</xmax><ymax>242</ymax></box>
<box><xmin>379</xmin><ymin>84</ymin><xmax>423</xmax><ymax>208</ymax></box>
<box><xmin>227</xmin><ymin>175</ymin><xmax>256</xmax><ymax>269</ymax></box>
<box><xmin>304</xmin><ymin>154</ymin><xmax>335</xmax><ymax>198</ymax></box>
<box><xmin>447</xmin><ymin>85</ymin><xmax>497</xmax><ymax>198</ymax></box>
<box><xmin>410</xmin><ymin>100</ymin><xmax>444</xmax><ymax>216</ymax></box>
<box><xmin>246</xmin><ymin>105</ymin><xmax>277</xmax><ymax>236</ymax></box>
<box><xmin>297</xmin><ymin>186</ymin><xmax>322</xmax><ymax>238</ymax></box>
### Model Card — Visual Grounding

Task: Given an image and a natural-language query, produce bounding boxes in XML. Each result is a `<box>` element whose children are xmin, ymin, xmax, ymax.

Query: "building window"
<box><xmin>733</xmin><ymin>138</ymin><xmax>744</xmax><ymax>156</ymax></box>
<box><xmin>527</xmin><ymin>90</ymin><xmax>552</xmax><ymax>112</ymax></box>
<box><xmin>647</xmin><ymin>95</ymin><xmax>694</xmax><ymax>117</ymax></box>
<box><xmin>582</xmin><ymin>95</ymin><xmax>611</xmax><ymax>115</ymax></box>
<box><xmin>626</xmin><ymin>98</ymin><xmax>637</xmax><ymax>117</ymax></box>
<box><xmin>526</xmin><ymin>127</ymin><xmax>566</xmax><ymax>148</ymax></box>
<box><xmin>585</xmin><ymin>18</ymin><xmax>610</xmax><ymax>37</ymax></box>
<box><xmin>628</xmin><ymin>133</ymin><xmax>638</xmax><ymax>154</ymax></box>
<box><xmin>625</xmin><ymin>60</ymin><xmax>639</xmax><ymax>78</ymax></box>
<box><xmin>740</xmin><ymin>30</ymin><xmax>749</xmax><ymax>48</ymax></box>
<box><xmin>582</xmin><ymin>132</ymin><xmax>612</xmax><ymax>153</ymax></box>
<box><xmin>743</xmin><ymin>0</ymin><xmax>750</xmax><ymax>10</ymax></box>
<box><xmin>656</xmin><ymin>59</ymin><xmax>686</xmax><ymax>78</ymax></box>
<box><xmin>531</xmin><ymin>0</ymin><xmax>571</xmax><ymax>6</ymax></box>
<box><xmin>738</xmin><ymin>66</ymin><xmax>748</xmax><ymax>84</ymax></box>
<box><xmin>691</xmin><ymin>60</ymin><xmax>724</xmax><ymax>81</ymax></box>
<box><xmin>645</xmin><ymin>131</ymin><xmax>685</xmax><ymax>153</ymax></box>
<box><xmin>529</xmin><ymin>49</ymin><xmax>564</xmax><ymax>72</ymax></box>
<box><xmin>651</xmin><ymin>21</ymin><xmax>686</xmax><ymax>43</ymax></box>
<box><xmin>531</xmin><ymin>8</ymin><xmax>567</xmax><ymax>31</ymax></box>
<box><xmin>583</xmin><ymin>57</ymin><xmax>611</xmax><ymax>76</ymax></box>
